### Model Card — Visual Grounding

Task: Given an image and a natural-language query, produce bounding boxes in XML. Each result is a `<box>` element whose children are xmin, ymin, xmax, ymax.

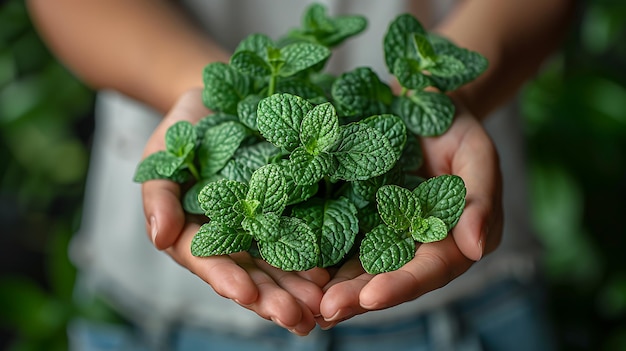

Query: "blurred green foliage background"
<box><xmin>0</xmin><ymin>0</ymin><xmax>624</xmax><ymax>350</ymax></box>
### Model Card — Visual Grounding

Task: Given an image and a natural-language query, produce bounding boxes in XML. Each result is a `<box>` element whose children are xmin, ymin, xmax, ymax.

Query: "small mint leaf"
<box><xmin>411</xmin><ymin>216</ymin><xmax>448</xmax><ymax>243</ymax></box>
<box><xmin>320</xmin><ymin>15</ymin><xmax>367</xmax><ymax>47</ymax></box>
<box><xmin>275</xmin><ymin>78</ymin><xmax>326</xmax><ymax>101</ymax></box>
<box><xmin>191</xmin><ymin>222</ymin><xmax>252</xmax><ymax>256</ymax></box>
<box><xmin>247</xmin><ymin>164</ymin><xmax>287</xmax><ymax>214</ymax></box>
<box><xmin>359</xmin><ymin>225</ymin><xmax>415</xmax><ymax>274</ymax></box>
<box><xmin>300</xmin><ymin>102</ymin><xmax>340</xmax><ymax>154</ymax></box>
<box><xmin>393</xmin><ymin>91</ymin><xmax>455</xmax><ymax>137</ymax></box>
<box><xmin>412</xmin><ymin>33</ymin><xmax>437</xmax><ymax>66</ymax></box>
<box><xmin>393</xmin><ymin>57</ymin><xmax>433</xmax><ymax>90</ymax></box>
<box><xmin>257</xmin><ymin>93</ymin><xmax>313</xmax><ymax>151</ymax></box>
<box><xmin>284</xmin><ymin>167</ymin><xmax>319</xmax><ymax>206</ymax></box>
<box><xmin>289</xmin><ymin>147</ymin><xmax>334</xmax><ymax>186</ymax></box>
<box><xmin>195</xmin><ymin>113</ymin><xmax>238</xmax><ymax>143</ymax></box>
<box><xmin>376</xmin><ymin>185</ymin><xmax>421</xmax><ymax>231</ymax></box>
<box><xmin>429</xmin><ymin>34</ymin><xmax>488</xmax><ymax>91</ymax></box>
<box><xmin>165</xmin><ymin>121</ymin><xmax>196</xmax><ymax>158</ymax></box>
<box><xmin>258</xmin><ymin>217</ymin><xmax>319</xmax><ymax>271</ymax></box>
<box><xmin>234</xmin><ymin>33</ymin><xmax>274</xmax><ymax>57</ymax></box>
<box><xmin>383</xmin><ymin>13</ymin><xmax>426</xmax><ymax>73</ymax></box>
<box><xmin>413</xmin><ymin>174</ymin><xmax>466</xmax><ymax>230</ymax></box>
<box><xmin>198</xmin><ymin>179</ymin><xmax>248</xmax><ymax>226</ymax></box>
<box><xmin>183</xmin><ymin>177</ymin><xmax>219</xmax><ymax>215</ymax></box>
<box><xmin>203</xmin><ymin>63</ymin><xmax>252</xmax><ymax>114</ymax></box>
<box><xmin>331</xmin><ymin>123</ymin><xmax>397</xmax><ymax>181</ymax></box>
<box><xmin>198</xmin><ymin>121</ymin><xmax>247</xmax><ymax>178</ymax></box>
<box><xmin>230</xmin><ymin>50</ymin><xmax>272</xmax><ymax>78</ymax></box>
<box><xmin>133</xmin><ymin>151</ymin><xmax>189</xmax><ymax>183</ymax></box>
<box><xmin>155</xmin><ymin>153</ymin><xmax>185</xmax><ymax>178</ymax></box>
<box><xmin>279</xmin><ymin>42</ymin><xmax>331</xmax><ymax>77</ymax></box>
<box><xmin>242</xmin><ymin>213</ymin><xmax>281</xmax><ymax>242</ymax></box>
<box><xmin>428</xmin><ymin>55</ymin><xmax>467</xmax><ymax>78</ymax></box>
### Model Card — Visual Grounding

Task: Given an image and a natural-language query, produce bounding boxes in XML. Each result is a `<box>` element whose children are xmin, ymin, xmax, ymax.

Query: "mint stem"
<box><xmin>268</xmin><ymin>73</ymin><xmax>277</xmax><ymax>96</ymax></box>
<box><xmin>187</xmin><ymin>162</ymin><xmax>201</xmax><ymax>181</ymax></box>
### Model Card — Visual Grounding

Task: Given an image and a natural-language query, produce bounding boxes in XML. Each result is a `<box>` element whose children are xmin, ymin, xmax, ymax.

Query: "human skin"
<box><xmin>27</xmin><ymin>0</ymin><xmax>575</xmax><ymax>335</ymax></box>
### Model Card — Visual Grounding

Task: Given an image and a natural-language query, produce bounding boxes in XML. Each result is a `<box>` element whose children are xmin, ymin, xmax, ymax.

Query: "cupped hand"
<box><xmin>141</xmin><ymin>88</ymin><xmax>330</xmax><ymax>336</ymax></box>
<box><xmin>317</xmin><ymin>102</ymin><xmax>504</xmax><ymax>328</ymax></box>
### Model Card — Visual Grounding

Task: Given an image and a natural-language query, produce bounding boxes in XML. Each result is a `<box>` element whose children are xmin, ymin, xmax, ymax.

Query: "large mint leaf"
<box><xmin>165</xmin><ymin>121</ymin><xmax>196</xmax><ymax>158</ymax></box>
<box><xmin>198</xmin><ymin>179</ymin><xmax>248</xmax><ymax>226</ymax></box>
<box><xmin>413</xmin><ymin>175</ymin><xmax>466</xmax><ymax>230</ymax></box>
<box><xmin>247</xmin><ymin>164</ymin><xmax>287</xmax><ymax>214</ymax></box>
<box><xmin>331</xmin><ymin>123</ymin><xmax>397</xmax><ymax>181</ymax></box>
<box><xmin>412</xmin><ymin>216</ymin><xmax>448</xmax><ymax>243</ymax></box>
<box><xmin>331</xmin><ymin>67</ymin><xmax>392</xmax><ymax>117</ymax></box>
<box><xmin>289</xmin><ymin>147</ymin><xmax>333</xmax><ymax>185</ymax></box>
<box><xmin>191</xmin><ymin>222</ymin><xmax>252</xmax><ymax>256</ymax></box>
<box><xmin>383</xmin><ymin>13</ymin><xmax>426</xmax><ymax>73</ymax></box>
<box><xmin>292</xmin><ymin>197</ymin><xmax>358</xmax><ymax>267</ymax></box>
<box><xmin>198</xmin><ymin>121</ymin><xmax>247</xmax><ymax>178</ymax></box>
<box><xmin>242</xmin><ymin>212</ymin><xmax>281</xmax><ymax>242</ymax></box>
<box><xmin>257</xmin><ymin>93</ymin><xmax>313</xmax><ymax>151</ymax></box>
<box><xmin>203</xmin><ymin>62</ymin><xmax>251</xmax><ymax>114</ymax></box>
<box><xmin>183</xmin><ymin>177</ymin><xmax>219</xmax><ymax>215</ymax></box>
<box><xmin>376</xmin><ymin>185</ymin><xmax>421</xmax><ymax>231</ymax></box>
<box><xmin>359</xmin><ymin>225</ymin><xmax>415</xmax><ymax>274</ymax></box>
<box><xmin>279</xmin><ymin>42</ymin><xmax>331</xmax><ymax>77</ymax></box>
<box><xmin>258</xmin><ymin>217</ymin><xmax>319</xmax><ymax>271</ymax></box>
<box><xmin>300</xmin><ymin>102</ymin><xmax>339</xmax><ymax>155</ymax></box>
<box><xmin>362</xmin><ymin>114</ymin><xmax>407</xmax><ymax>159</ymax></box>
<box><xmin>393</xmin><ymin>91</ymin><xmax>455</xmax><ymax>137</ymax></box>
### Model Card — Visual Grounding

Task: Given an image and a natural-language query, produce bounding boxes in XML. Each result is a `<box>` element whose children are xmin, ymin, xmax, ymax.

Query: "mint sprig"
<box><xmin>133</xmin><ymin>4</ymin><xmax>485</xmax><ymax>274</ymax></box>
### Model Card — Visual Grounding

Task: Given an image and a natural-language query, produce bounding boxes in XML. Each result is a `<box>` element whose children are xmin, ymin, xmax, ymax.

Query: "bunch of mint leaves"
<box><xmin>133</xmin><ymin>4</ymin><xmax>487</xmax><ymax>274</ymax></box>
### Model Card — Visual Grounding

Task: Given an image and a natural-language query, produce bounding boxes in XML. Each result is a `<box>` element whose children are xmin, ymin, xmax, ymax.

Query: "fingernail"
<box><xmin>476</xmin><ymin>238</ymin><xmax>484</xmax><ymax>261</ymax></box>
<box><xmin>150</xmin><ymin>216</ymin><xmax>158</xmax><ymax>245</ymax></box>
<box><xmin>324</xmin><ymin>307</ymin><xmax>353</xmax><ymax>322</ymax></box>
<box><xmin>288</xmin><ymin>328</ymin><xmax>309</xmax><ymax>337</ymax></box>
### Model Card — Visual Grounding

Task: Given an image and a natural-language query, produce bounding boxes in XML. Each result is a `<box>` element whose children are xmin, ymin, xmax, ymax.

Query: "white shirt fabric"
<box><xmin>71</xmin><ymin>0</ymin><xmax>540</xmax><ymax>335</ymax></box>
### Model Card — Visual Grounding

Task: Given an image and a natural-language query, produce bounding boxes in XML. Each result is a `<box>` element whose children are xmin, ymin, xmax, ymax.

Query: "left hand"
<box><xmin>317</xmin><ymin>102</ymin><xmax>504</xmax><ymax>328</ymax></box>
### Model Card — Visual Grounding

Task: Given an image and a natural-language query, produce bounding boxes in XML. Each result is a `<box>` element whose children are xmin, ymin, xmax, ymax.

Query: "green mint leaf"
<box><xmin>203</xmin><ymin>62</ymin><xmax>252</xmax><ymax>114</ymax></box>
<box><xmin>165</xmin><ymin>121</ymin><xmax>196</xmax><ymax>158</ymax></box>
<box><xmin>198</xmin><ymin>179</ymin><xmax>248</xmax><ymax>226</ymax></box>
<box><xmin>275</xmin><ymin>78</ymin><xmax>326</xmax><ymax>101</ymax></box>
<box><xmin>412</xmin><ymin>33</ymin><xmax>437</xmax><ymax>65</ymax></box>
<box><xmin>242</xmin><ymin>212</ymin><xmax>281</xmax><ymax>242</ymax></box>
<box><xmin>428</xmin><ymin>34</ymin><xmax>488</xmax><ymax>91</ymax></box>
<box><xmin>237</xmin><ymin>198</ymin><xmax>260</xmax><ymax>218</ymax></box>
<box><xmin>320</xmin><ymin>15</ymin><xmax>367</xmax><ymax>47</ymax></box>
<box><xmin>428</xmin><ymin>55</ymin><xmax>467</xmax><ymax>78</ymax></box>
<box><xmin>411</xmin><ymin>216</ymin><xmax>448</xmax><ymax>243</ymax></box>
<box><xmin>155</xmin><ymin>153</ymin><xmax>185</xmax><ymax>178</ymax></box>
<box><xmin>198</xmin><ymin>121</ymin><xmax>247</xmax><ymax>178</ymax></box>
<box><xmin>279</xmin><ymin>42</ymin><xmax>331</xmax><ymax>77</ymax></box>
<box><xmin>230</xmin><ymin>50</ymin><xmax>272</xmax><ymax>78</ymax></box>
<box><xmin>393</xmin><ymin>91</ymin><xmax>455</xmax><ymax>137</ymax></box>
<box><xmin>331</xmin><ymin>123</ymin><xmax>397</xmax><ymax>181</ymax></box>
<box><xmin>359</xmin><ymin>225</ymin><xmax>415</xmax><ymax>274</ymax></box>
<box><xmin>376</xmin><ymin>185</ymin><xmax>422</xmax><ymax>231</ymax></box>
<box><xmin>413</xmin><ymin>174</ymin><xmax>466</xmax><ymax>230</ymax></box>
<box><xmin>331</xmin><ymin>67</ymin><xmax>393</xmax><ymax>117</ymax></box>
<box><xmin>303</xmin><ymin>3</ymin><xmax>335</xmax><ymax>35</ymax></box>
<box><xmin>195</xmin><ymin>113</ymin><xmax>238</xmax><ymax>142</ymax></box>
<box><xmin>383</xmin><ymin>13</ymin><xmax>426</xmax><ymax>73</ymax></box>
<box><xmin>289</xmin><ymin>147</ymin><xmax>334</xmax><ymax>186</ymax></box>
<box><xmin>393</xmin><ymin>57</ymin><xmax>433</xmax><ymax>90</ymax></box>
<box><xmin>183</xmin><ymin>177</ymin><xmax>219</xmax><ymax>215</ymax></box>
<box><xmin>399</xmin><ymin>135</ymin><xmax>423</xmax><ymax>173</ymax></box>
<box><xmin>362</xmin><ymin>114</ymin><xmax>407</xmax><ymax>159</ymax></box>
<box><xmin>133</xmin><ymin>151</ymin><xmax>189</xmax><ymax>183</ymax></box>
<box><xmin>300</xmin><ymin>102</ymin><xmax>340</xmax><ymax>154</ymax></box>
<box><xmin>219</xmin><ymin>142</ymin><xmax>284</xmax><ymax>182</ymax></box>
<box><xmin>191</xmin><ymin>222</ymin><xmax>252</xmax><ymax>256</ymax></box>
<box><xmin>258</xmin><ymin>216</ymin><xmax>319</xmax><ymax>271</ymax></box>
<box><xmin>292</xmin><ymin>197</ymin><xmax>358</xmax><ymax>267</ymax></box>
<box><xmin>237</xmin><ymin>94</ymin><xmax>262</xmax><ymax>130</ymax></box>
<box><xmin>234</xmin><ymin>33</ymin><xmax>275</xmax><ymax>57</ymax></box>
<box><xmin>247</xmin><ymin>164</ymin><xmax>287</xmax><ymax>214</ymax></box>
<box><xmin>358</xmin><ymin>204</ymin><xmax>382</xmax><ymax>233</ymax></box>
<box><xmin>219</xmin><ymin>159</ymin><xmax>254</xmax><ymax>183</ymax></box>
<box><xmin>257</xmin><ymin>93</ymin><xmax>313</xmax><ymax>151</ymax></box>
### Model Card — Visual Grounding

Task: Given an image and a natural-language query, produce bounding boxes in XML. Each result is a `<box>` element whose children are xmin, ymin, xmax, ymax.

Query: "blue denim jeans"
<box><xmin>68</xmin><ymin>277</ymin><xmax>556</xmax><ymax>351</ymax></box>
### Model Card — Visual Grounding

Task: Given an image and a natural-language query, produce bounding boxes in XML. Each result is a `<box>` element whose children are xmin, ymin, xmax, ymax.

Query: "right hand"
<box><xmin>140</xmin><ymin>88</ymin><xmax>330</xmax><ymax>336</ymax></box>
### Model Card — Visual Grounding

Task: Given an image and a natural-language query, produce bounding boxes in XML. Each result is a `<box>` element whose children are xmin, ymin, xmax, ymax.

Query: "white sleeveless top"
<box><xmin>71</xmin><ymin>0</ymin><xmax>540</xmax><ymax>335</ymax></box>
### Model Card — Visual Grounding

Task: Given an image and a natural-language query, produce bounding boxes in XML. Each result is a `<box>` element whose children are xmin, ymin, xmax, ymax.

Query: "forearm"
<box><xmin>432</xmin><ymin>0</ymin><xmax>576</xmax><ymax>119</ymax></box>
<box><xmin>27</xmin><ymin>0</ymin><xmax>229</xmax><ymax>113</ymax></box>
